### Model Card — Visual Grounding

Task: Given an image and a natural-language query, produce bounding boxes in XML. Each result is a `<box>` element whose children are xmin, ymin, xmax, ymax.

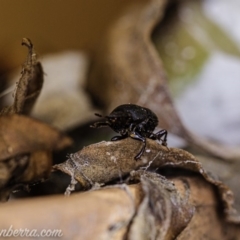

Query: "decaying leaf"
<box><xmin>198</xmin><ymin>155</ymin><xmax>240</xmax><ymax>214</ymax></box>
<box><xmin>0</xmin><ymin>168</ymin><xmax>239</xmax><ymax>239</ymax></box>
<box><xmin>53</xmin><ymin>138</ymin><xmax>240</xmax><ymax>225</ymax></box>
<box><xmin>0</xmin><ymin>6</ymin><xmax>238</xmax><ymax>239</ymax></box>
<box><xmin>171</xmin><ymin>175</ymin><xmax>240</xmax><ymax>240</ymax></box>
<box><xmin>0</xmin><ymin>114</ymin><xmax>72</xmax><ymax>201</ymax></box>
<box><xmin>0</xmin><ymin>38</ymin><xmax>43</xmax><ymax>115</ymax></box>
<box><xmin>0</xmin><ymin>175</ymin><xmax>207</xmax><ymax>239</ymax></box>
<box><xmin>0</xmin><ymin>39</ymin><xmax>73</xmax><ymax>201</ymax></box>
<box><xmin>0</xmin><ymin>114</ymin><xmax>72</xmax><ymax>161</ymax></box>
<box><xmin>0</xmin><ymin>151</ymin><xmax>51</xmax><ymax>201</ymax></box>
<box><xmin>127</xmin><ymin>172</ymin><xmax>194</xmax><ymax>240</ymax></box>
<box><xmin>0</xmin><ymin>171</ymin><xmax>238</xmax><ymax>239</ymax></box>
<box><xmin>86</xmin><ymin>0</ymin><xmax>240</xmax><ymax>161</ymax></box>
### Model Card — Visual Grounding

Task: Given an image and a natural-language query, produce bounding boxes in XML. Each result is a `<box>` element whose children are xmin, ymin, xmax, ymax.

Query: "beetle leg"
<box><xmin>90</xmin><ymin>121</ymin><xmax>110</xmax><ymax>128</ymax></box>
<box><xmin>129</xmin><ymin>132</ymin><xmax>146</xmax><ymax>160</ymax></box>
<box><xmin>94</xmin><ymin>113</ymin><xmax>103</xmax><ymax>118</ymax></box>
<box><xmin>129</xmin><ymin>123</ymin><xmax>135</xmax><ymax>132</ymax></box>
<box><xmin>150</xmin><ymin>129</ymin><xmax>168</xmax><ymax>146</ymax></box>
<box><xmin>111</xmin><ymin>135</ymin><xmax>127</xmax><ymax>141</ymax></box>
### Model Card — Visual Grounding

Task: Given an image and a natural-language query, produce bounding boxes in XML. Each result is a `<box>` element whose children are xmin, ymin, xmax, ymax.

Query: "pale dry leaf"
<box><xmin>0</xmin><ymin>170</ymin><xmax>239</xmax><ymax>239</ymax></box>
<box><xmin>0</xmin><ymin>184</ymin><xmax>141</xmax><ymax>240</ymax></box>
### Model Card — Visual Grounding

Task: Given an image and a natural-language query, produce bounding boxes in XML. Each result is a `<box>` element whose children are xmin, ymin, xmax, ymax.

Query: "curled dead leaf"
<box><xmin>0</xmin><ymin>114</ymin><xmax>72</xmax><ymax>201</ymax></box>
<box><xmin>0</xmin><ymin>172</ymin><xmax>238</xmax><ymax>239</ymax></box>
<box><xmin>0</xmin><ymin>114</ymin><xmax>72</xmax><ymax>161</ymax></box>
<box><xmin>53</xmin><ymin>138</ymin><xmax>240</xmax><ymax>225</ymax></box>
<box><xmin>127</xmin><ymin>172</ymin><xmax>194</xmax><ymax>240</ymax></box>
<box><xmin>0</xmin><ymin>38</ymin><xmax>43</xmax><ymax>115</ymax></box>
<box><xmin>171</xmin><ymin>175</ymin><xmax>240</xmax><ymax>240</ymax></box>
<box><xmin>0</xmin><ymin>171</ymin><xmax>239</xmax><ymax>239</ymax></box>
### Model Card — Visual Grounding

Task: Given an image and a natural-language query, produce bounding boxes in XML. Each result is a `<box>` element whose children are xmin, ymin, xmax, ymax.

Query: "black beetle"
<box><xmin>91</xmin><ymin>104</ymin><xmax>168</xmax><ymax>160</ymax></box>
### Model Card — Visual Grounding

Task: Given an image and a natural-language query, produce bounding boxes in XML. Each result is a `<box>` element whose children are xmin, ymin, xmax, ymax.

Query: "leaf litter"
<box><xmin>0</xmin><ymin>0</ymin><xmax>239</xmax><ymax>238</ymax></box>
<box><xmin>0</xmin><ymin>39</ymin><xmax>72</xmax><ymax>201</ymax></box>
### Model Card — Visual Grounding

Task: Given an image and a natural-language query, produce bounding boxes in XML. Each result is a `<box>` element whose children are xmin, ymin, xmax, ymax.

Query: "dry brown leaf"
<box><xmin>3</xmin><ymin>150</ymin><xmax>237</xmax><ymax>239</ymax></box>
<box><xmin>0</xmin><ymin>151</ymin><xmax>52</xmax><ymax>201</ymax></box>
<box><xmin>53</xmin><ymin>138</ymin><xmax>240</xmax><ymax>225</ymax></box>
<box><xmin>0</xmin><ymin>114</ymin><xmax>72</xmax><ymax>201</ymax></box>
<box><xmin>0</xmin><ymin>114</ymin><xmax>72</xmax><ymax>161</ymax></box>
<box><xmin>0</xmin><ymin>39</ymin><xmax>73</xmax><ymax>201</ymax></box>
<box><xmin>0</xmin><ymin>38</ymin><xmax>43</xmax><ymax>115</ymax></box>
<box><xmin>20</xmin><ymin>150</ymin><xmax>52</xmax><ymax>183</ymax></box>
<box><xmin>172</xmin><ymin>175</ymin><xmax>240</xmax><ymax>240</ymax></box>
<box><xmin>129</xmin><ymin>172</ymin><xmax>240</xmax><ymax>239</ymax></box>
<box><xmin>127</xmin><ymin>172</ymin><xmax>194</xmax><ymax>240</ymax></box>
<box><xmin>0</xmin><ymin>155</ymin><xmax>29</xmax><ymax>190</ymax></box>
<box><xmin>86</xmin><ymin>0</ymin><xmax>240</xmax><ymax>161</ymax></box>
<box><xmin>0</xmin><ymin>176</ymin><xmax>193</xmax><ymax>239</ymax></box>
<box><xmin>198</xmin><ymin>155</ymin><xmax>240</xmax><ymax>214</ymax></box>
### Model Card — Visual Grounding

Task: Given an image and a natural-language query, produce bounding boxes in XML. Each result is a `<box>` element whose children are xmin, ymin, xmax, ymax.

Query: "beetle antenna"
<box><xmin>94</xmin><ymin>113</ymin><xmax>103</xmax><ymax>118</ymax></box>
